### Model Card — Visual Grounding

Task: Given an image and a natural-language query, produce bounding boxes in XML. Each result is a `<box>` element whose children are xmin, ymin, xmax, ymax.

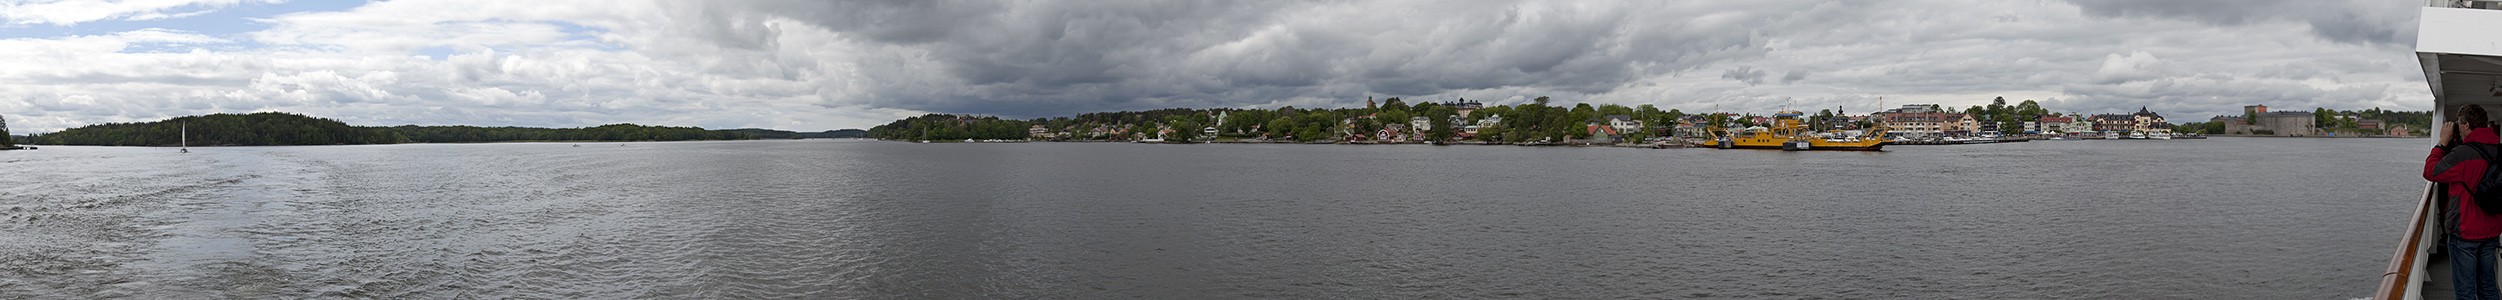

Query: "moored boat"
<box><xmin>1701</xmin><ymin>110</ymin><xmax>1888</xmax><ymax>151</ymax></box>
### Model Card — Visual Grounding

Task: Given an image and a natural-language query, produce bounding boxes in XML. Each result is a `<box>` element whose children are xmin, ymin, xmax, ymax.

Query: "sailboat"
<box><xmin>179</xmin><ymin>122</ymin><xmax>189</xmax><ymax>153</ymax></box>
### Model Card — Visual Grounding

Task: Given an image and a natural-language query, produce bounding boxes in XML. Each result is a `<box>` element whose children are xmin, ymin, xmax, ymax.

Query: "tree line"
<box><xmin>21</xmin><ymin>112</ymin><xmax>797</xmax><ymax>146</ymax></box>
<box><xmin>869</xmin><ymin>96</ymin><xmax>1696</xmax><ymax>143</ymax></box>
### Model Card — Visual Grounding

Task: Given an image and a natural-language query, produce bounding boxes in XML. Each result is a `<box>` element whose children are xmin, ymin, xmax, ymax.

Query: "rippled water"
<box><xmin>0</xmin><ymin>138</ymin><xmax>2423</xmax><ymax>298</ymax></box>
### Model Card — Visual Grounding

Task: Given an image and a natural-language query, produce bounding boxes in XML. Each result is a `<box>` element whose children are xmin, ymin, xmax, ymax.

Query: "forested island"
<box><xmin>717</xmin><ymin>128</ymin><xmax>868</xmax><ymax>139</ymax></box>
<box><xmin>20</xmin><ymin>112</ymin><xmax>862</xmax><ymax>146</ymax></box>
<box><xmin>868</xmin><ymin>96</ymin><xmax>2433</xmax><ymax>144</ymax></box>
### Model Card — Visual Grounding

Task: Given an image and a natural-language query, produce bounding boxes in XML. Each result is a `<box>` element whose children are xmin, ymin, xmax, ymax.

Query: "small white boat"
<box><xmin>2150</xmin><ymin>132</ymin><xmax>2172</xmax><ymax>140</ymax></box>
<box><xmin>2128</xmin><ymin>132</ymin><xmax>2147</xmax><ymax>139</ymax></box>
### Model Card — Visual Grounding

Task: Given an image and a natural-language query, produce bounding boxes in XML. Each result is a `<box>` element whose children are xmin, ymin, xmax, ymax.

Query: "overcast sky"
<box><xmin>0</xmin><ymin>0</ymin><xmax>2434</xmax><ymax>132</ymax></box>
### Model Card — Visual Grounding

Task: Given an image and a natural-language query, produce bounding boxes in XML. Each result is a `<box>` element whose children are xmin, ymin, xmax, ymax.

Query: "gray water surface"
<box><xmin>0</xmin><ymin>138</ymin><xmax>2425</xmax><ymax>298</ymax></box>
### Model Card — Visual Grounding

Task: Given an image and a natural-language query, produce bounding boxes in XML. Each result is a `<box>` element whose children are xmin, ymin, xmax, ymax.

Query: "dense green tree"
<box><xmin>1166</xmin><ymin>118</ymin><xmax>1202</xmax><ymax>142</ymax></box>
<box><xmin>1597</xmin><ymin>104</ymin><xmax>1633</xmax><ymax>117</ymax></box>
<box><xmin>1815</xmin><ymin>109</ymin><xmax>1838</xmax><ymax>130</ymax></box>
<box><xmin>1476</xmin><ymin>124</ymin><xmax>1506</xmax><ymax>142</ymax></box>
<box><xmin>1410</xmin><ymin>102</ymin><xmax>1439</xmax><ymax>115</ymax></box>
<box><xmin>2315</xmin><ymin>108</ymin><xmax>2336</xmax><ymax>128</ymax></box>
<box><xmin>868</xmin><ymin>114</ymin><xmax>1039</xmax><ymax>141</ymax></box>
<box><xmin>1381</xmin><ymin>98</ymin><xmax>1408</xmax><ymax>113</ymax></box>
<box><xmin>1425</xmin><ymin>105</ymin><xmax>1458</xmax><ymax>142</ymax></box>
<box><xmin>1378</xmin><ymin>110</ymin><xmax>1412</xmax><ymax>131</ymax></box>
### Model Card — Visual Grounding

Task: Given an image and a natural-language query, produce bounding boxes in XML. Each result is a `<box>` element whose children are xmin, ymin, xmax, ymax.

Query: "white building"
<box><xmin>1604</xmin><ymin>115</ymin><xmax>1642</xmax><ymax>134</ymax></box>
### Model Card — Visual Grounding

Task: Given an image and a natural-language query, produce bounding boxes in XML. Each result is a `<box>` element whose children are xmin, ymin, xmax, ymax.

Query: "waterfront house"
<box><xmin>1411</xmin><ymin>116</ymin><xmax>1432</xmax><ymax>132</ymax></box>
<box><xmin>1584</xmin><ymin>122</ymin><xmax>1620</xmax><ymax>144</ymax></box>
<box><xmin>1878</xmin><ymin>112</ymin><xmax>1972</xmax><ymax>138</ymax></box>
<box><xmin>2038</xmin><ymin>116</ymin><xmax>2077</xmax><ymax>134</ymax></box>
<box><xmin>1604</xmin><ymin>115</ymin><xmax>1641</xmax><ymax>133</ymax></box>
<box><xmin>1674</xmin><ymin>118</ymin><xmax>1700</xmax><ymax>138</ymax></box>
<box><xmin>2089</xmin><ymin>114</ymin><xmax>2137</xmax><ymax>133</ymax></box>
<box><xmin>1029</xmin><ymin>125</ymin><xmax>1050</xmax><ymax>139</ymax></box>
<box><xmin>2130</xmin><ymin>107</ymin><xmax>2168</xmax><ymax>133</ymax></box>
<box><xmin>1952</xmin><ymin>114</ymin><xmax>1976</xmax><ymax>136</ymax></box>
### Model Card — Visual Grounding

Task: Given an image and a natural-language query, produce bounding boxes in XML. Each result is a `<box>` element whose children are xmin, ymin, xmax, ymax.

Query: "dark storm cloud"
<box><xmin>1722</xmin><ymin>66</ymin><xmax>1769</xmax><ymax>85</ymax></box>
<box><xmin>2062</xmin><ymin>0</ymin><xmax>2419</xmax><ymax>46</ymax></box>
<box><xmin>716</xmin><ymin>0</ymin><xmax>1799</xmax><ymax>117</ymax></box>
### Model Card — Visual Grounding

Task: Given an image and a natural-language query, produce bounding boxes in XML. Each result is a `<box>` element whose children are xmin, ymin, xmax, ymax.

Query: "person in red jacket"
<box><xmin>2430</xmin><ymin>104</ymin><xmax>2501</xmax><ymax>300</ymax></box>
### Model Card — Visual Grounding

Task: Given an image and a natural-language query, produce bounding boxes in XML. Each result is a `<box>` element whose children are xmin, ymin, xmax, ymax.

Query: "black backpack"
<box><xmin>2463</xmin><ymin>144</ymin><xmax>2502</xmax><ymax>211</ymax></box>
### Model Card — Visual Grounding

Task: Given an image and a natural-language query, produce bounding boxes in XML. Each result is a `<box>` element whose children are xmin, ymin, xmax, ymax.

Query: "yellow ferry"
<box><xmin>1700</xmin><ymin>111</ymin><xmax>1889</xmax><ymax>151</ymax></box>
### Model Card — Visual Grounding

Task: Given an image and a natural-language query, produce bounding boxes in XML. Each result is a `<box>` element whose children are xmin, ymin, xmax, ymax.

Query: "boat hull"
<box><xmin>1702</xmin><ymin>139</ymin><xmax>1888</xmax><ymax>151</ymax></box>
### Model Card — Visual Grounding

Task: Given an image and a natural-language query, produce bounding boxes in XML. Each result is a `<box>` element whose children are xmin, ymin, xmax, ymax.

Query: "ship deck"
<box><xmin>2426</xmin><ymin>250</ymin><xmax>2459</xmax><ymax>300</ymax></box>
<box><xmin>2395</xmin><ymin>2</ymin><xmax>2502</xmax><ymax>299</ymax></box>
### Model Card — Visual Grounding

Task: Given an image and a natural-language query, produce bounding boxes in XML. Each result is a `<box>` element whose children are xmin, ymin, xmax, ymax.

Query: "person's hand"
<box><xmin>2444</xmin><ymin>121</ymin><xmax>2459</xmax><ymax>146</ymax></box>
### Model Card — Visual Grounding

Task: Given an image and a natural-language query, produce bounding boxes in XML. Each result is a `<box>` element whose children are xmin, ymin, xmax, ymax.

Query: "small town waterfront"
<box><xmin>0</xmin><ymin>137</ymin><xmax>2425</xmax><ymax>298</ymax></box>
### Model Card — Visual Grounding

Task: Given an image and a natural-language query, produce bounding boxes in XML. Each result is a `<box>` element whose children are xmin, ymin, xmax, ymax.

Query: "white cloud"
<box><xmin>2094</xmin><ymin>51</ymin><xmax>2170</xmax><ymax>84</ymax></box>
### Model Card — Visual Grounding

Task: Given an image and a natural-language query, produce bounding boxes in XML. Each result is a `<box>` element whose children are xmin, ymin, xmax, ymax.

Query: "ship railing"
<box><xmin>2377</xmin><ymin>183</ymin><xmax>2441</xmax><ymax>300</ymax></box>
<box><xmin>2434</xmin><ymin>0</ymin><xmax>2502</xmax><ymax>9</ymax></box>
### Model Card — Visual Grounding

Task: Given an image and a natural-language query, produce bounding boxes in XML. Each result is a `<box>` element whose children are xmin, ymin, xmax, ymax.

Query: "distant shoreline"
<box><xmin>17</xmin><ymin>138</ymin><xmax>874</xmax><ymax>148</ymax></box>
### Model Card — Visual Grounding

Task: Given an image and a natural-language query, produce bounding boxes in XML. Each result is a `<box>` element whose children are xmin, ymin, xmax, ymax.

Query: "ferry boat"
<box><xmin>1701</xmin><ymin>111</ymin><xmax>1889</xmax><ymax>151</ymax></box>
<box><xmin>2381</xmin><ymin>2</ymin><xmax>2502</xmax><ymax>299</ymax></box>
